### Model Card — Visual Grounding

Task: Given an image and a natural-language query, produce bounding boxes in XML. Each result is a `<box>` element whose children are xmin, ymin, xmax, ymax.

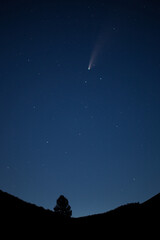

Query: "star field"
<box><xmin>0</xmin><ymin>0</ymin><xmax>160</xmax><ymax>217</ymax></box>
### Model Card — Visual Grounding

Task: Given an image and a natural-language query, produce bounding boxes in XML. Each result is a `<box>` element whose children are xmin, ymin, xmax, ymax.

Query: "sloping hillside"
<box><xmin>0</xmin><ymin>190</ymin><xmax>69</xmax><ymax>237</ymax></box>
<box><xmin>0</xmin><ymin>190</ymin><xmax>159</xmax><ymax>237</ymax></box>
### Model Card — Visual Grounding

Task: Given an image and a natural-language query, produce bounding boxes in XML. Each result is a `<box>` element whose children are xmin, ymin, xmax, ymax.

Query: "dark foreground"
<box><xmin>0</xmin><ymin>190</ymin><xmax>159</xmax><ymax>238</ymax></box>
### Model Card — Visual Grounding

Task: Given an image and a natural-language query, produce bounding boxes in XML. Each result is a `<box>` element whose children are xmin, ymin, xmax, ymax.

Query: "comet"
<box><xmin>88</xmin><ymin>46</ymin><xmax>98</xmax><ymax>71</ymax></box>
<box><xmin>88</xmin><ymin>31</ymin><xmax>107</xmax><ymax>71</ymax></box>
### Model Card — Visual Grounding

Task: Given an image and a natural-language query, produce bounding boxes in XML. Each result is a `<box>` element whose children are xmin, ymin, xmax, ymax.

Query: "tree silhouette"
<box><xmin>54</xmin><ymin>195</ymin><xmax>72</xmax><ymax>217</ymax></box>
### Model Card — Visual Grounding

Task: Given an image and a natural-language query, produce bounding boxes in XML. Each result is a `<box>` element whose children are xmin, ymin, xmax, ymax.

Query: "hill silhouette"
<box><xmin>0</xmin><ymin>189</ymin><xmax>159</xmax><ymax>238</ymax></box>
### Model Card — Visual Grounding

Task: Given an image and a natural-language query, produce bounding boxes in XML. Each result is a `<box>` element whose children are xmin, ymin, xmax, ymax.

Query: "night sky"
<box><xmin>0</xmin><ymin>0</ymin><xmax>160</xmax><ymax>217</ymax></box>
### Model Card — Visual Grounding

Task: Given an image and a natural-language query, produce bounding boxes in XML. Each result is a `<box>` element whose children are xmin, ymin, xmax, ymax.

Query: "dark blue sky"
<box><xmin>0</xmin><ymin>0</ymin><xmax>160</xmax><ymax>217</ymax></box>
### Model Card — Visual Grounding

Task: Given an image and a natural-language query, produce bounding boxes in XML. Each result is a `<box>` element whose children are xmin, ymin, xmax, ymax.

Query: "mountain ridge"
<box><xmin>0</xmin><ymin>189</ymin><xmax>159</xmax><ymax>237</ymax></box>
